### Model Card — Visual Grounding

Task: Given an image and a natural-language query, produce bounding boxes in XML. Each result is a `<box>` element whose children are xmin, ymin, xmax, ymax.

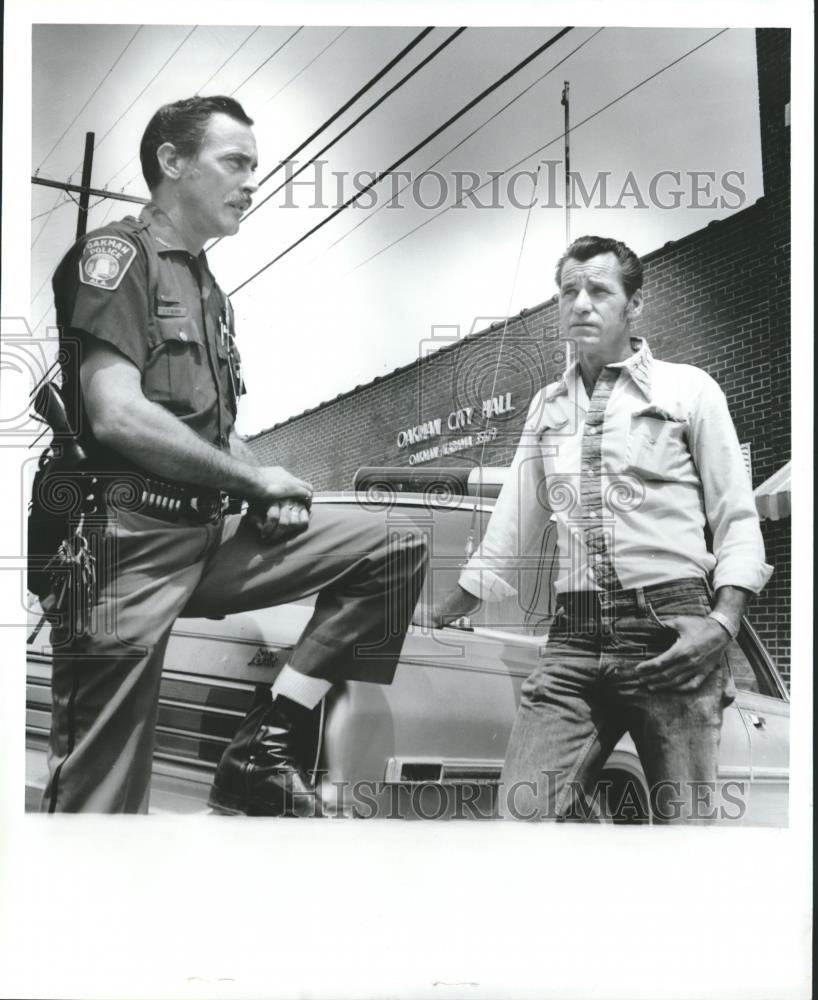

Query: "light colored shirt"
<box><xmin>459</xmin><ymin>340</ymin><xmax>772</xmax><ymax>600</ymax></box>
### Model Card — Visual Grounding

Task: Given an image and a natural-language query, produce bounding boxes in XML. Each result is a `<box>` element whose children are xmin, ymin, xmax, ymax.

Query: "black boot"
<box><xmin>208</xmin><ymin>687</ymin><xmax>323</xmax><ymax>817</ymax></box>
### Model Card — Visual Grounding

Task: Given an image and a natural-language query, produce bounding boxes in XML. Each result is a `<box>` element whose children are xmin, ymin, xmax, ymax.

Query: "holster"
<box><xmin>27</xmin><ymin>447</ymin><xmax>101</xmax><ymax>602</ymax></box>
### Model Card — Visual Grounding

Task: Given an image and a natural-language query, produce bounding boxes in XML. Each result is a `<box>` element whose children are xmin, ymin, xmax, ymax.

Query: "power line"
<box><xmin>95</xmin><ymin>195</ymin><xmax>122</xmax><ymax>229</ymax></box>
<box><xmin>230</xmin><ymin>26</ymin><xmax>303</xmax><ymax>96</ymax></box>
<box><xmin>345</xmin><ymin>28</ymin><xmax>730</xmax><ymax>275</ymax></box>
<box><xmin>324</xmin><ymin>27</ymin><xmax>603</xmax><ymax>257</ymax></box>
<box><xmin>30</xmin><ymin>190</ymin><xmax>130</xmax><ymax>306</ymax></box>
<box><xmin>255</xmin><ymin>26</ymin><xmax>434</xmax><ymax>192</ymax></box>
<box><xmin>102</xmin><ymin>24</ymin><xmax>266</xmax><ymax>190</ymax></box>
<box><xmin>107</xmin><ymin>26</ymin><xmax>436</xmax><ymax>239</ymax></box>
<box><xmin>197</xmin><ymin>25</ymin><xmax>261</xmax><ymax>94</ymax></box>
<box><xmin>31</xmin><ymin>189</ymin><xmax>66</xmax><ymax>249</ymax></box>
<box><xmin>31</xmin><ymin>267</ymin><xmax>57</xmax><ymax>306</ymax></box>
<box><xmin>229</xmin><ymin>26</ymin><xmax>574</xmax><ymax>295</ymax></box>
<box><xmin>72</xmin><ymin>25</ymin><xmax>198</xmax><ymax>173</ymax></box>
<box><xmin>261</xmin><ymin>26</ymin><xmax>350</xmax><ymax>105</ymax></box>
<box><xmin>31</xmin><ymin>196</ymin><xmax>73</xmax><ymax>222</ymax></box>
<box><xmin>35</xmin><ymin>26</ymin><xmax>143</xmax><ymax>173</ymax></box>
<box><xmin>211</xmin><ymin>26</ymin><xmax>453</xmax><ymax>244</ymax></box>
<box><xmin>33</xmin><ymin>301</ymin><xmax>55</xmax><ymax>333</ymax></box>
<box><xmin>259</xmin><ymin>26</ymin><xmax>434</xmax><ymax>190</ymax></box>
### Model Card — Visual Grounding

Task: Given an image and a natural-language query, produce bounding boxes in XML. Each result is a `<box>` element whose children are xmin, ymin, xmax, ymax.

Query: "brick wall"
<box><xmin>250</xmin><ymin>30</ymin><xmax>791</xmax><ymax>682</ymax></box>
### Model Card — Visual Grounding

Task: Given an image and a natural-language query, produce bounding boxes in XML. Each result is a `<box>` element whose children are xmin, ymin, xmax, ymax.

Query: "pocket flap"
<box><xmin>631</xmin><ymin>404</ymin><xmax>687</xmax><ymax>423</ymax></box>
<box><xmin>153</xmin><ymin>314</ymin><xmax>203</xmax><ymax>346</ymax></box>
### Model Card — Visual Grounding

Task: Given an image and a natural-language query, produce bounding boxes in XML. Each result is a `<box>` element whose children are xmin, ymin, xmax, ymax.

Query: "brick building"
<box><xmin>250</xmin><ymin>29</ymin><xmax>791</xmax><ymax>681</ymax></box>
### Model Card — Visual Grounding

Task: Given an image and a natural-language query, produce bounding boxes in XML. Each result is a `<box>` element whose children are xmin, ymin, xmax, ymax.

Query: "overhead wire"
<box><xmin>70</xmin><ymin>25</ymin><xmax>198</xmax><ymax>175</ymax></box>
<box><xmin>324</xmin><ymin>27</ymin><xmax>604</xmax><ymax>256</ymax></box>
<box><xmin>230</xmin><ymin>26</ymin><xmax>303</xmax><ymax>96</ymax></box>
<box><xmin>31</xmin><ymin>197</ymin><xmax>73</xmax><ymax>222</ymax></box>
<box><xmin>344</xmin><ymin>28</ymin><xmax>730</xmax><ymax>276</ymax></box>
<box><xmin>254</xmin><ymin>26</ymin><xmax>434</xmax><ymax>189</ymax></box>
<box><xmin>31</xmin><ymin>189</ymin><xmax>67</xmax><ymax>249</ymax></box>
<box><xmin>95</xmin><ymin>194</ymin><xmax>123</xmax><ymax>228</ymax></box>
<box><xmin>31</xmin><ymin>25</ymin><xmax>280</xmax><ymax>333</ymax></box>
<box><xmin>228</xmin><ymin>26</ymin><xmax>574</xmax><ymax>295</ymax></box>
<box><xmin>30</xmin><ymin>192</ymin><xmax>116</xmax><ymax>313</ymax></box>
<box><xmin>31</xmin><ymin>268</ymin><xmax>57</xmax><ymax>307</ymax></box>
<box><xmin>35</xmin><ymin>26</ymin><xmax>143</xmax><ymax>174</ymax></box>
<box><xmin>102</xmin><ymin>24</ymin><xmax>267</xmax><ymax>190</ymax></box>
<box><xmin>197</xmin><ymin>25</ymin><xmax>261</xmax><ymax>94</ymax></box>
<box><xmin>478</xmin><ymin>162</ymin><xmax>541</xmax><ymax>474</ymax></box>
<box><xmin>261</xmin><ymin>26</ymin><xmax>350</xmax><ymax>106</ymax></box>
<box><xmin>209</xmin><ymin>26</ymin><xmax>459</xmax><ymax>247</ymax></box>
<box><xmin>106</xmin><ymin>26</ymin><xmax>437</xmax><ymax>244</ymax></box>
<box><xmin>33</xmin><ymin>300</ymin><xmax>56</xmax><ymax>333</ymax></box>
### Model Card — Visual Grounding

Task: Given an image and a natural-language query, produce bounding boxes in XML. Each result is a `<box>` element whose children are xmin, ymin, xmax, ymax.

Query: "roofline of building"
<box><xmin>246</xmin><ymin>196</ymin><xmax>767</xmax><ymax>441</ymax></box>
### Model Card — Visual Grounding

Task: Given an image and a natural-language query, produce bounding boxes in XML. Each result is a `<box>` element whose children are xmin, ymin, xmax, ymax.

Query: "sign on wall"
<box><xmin>395</xmin><ymin>392</ymin><xmax>515</xmax><ymax>465</ymax></box>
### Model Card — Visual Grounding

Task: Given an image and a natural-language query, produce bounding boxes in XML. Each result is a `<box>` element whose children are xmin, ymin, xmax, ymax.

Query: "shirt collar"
<box><xmin>544</xmin><ymin>338</ymin><xmax>653</xmax><ymax>402</ymax></box>
<box><xmin>139</xmin><ymin>203</ymin><xmax>203</xmax><ymax>258</ymax></box>
<box><xmin>608</xmin><ymin>338</ymin><xmax>653</xmax><ymax>400</ymax></box>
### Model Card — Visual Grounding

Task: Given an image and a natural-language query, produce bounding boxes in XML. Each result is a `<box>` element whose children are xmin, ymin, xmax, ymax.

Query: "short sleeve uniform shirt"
<box><xmin>52</xmin><ymin>204</ymin><xmax>245</xmax><ymax>471</ymax></box>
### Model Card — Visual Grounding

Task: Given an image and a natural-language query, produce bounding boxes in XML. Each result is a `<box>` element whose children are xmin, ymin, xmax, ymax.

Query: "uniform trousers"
<box><xmin>42</xmin><ymin>504</ymin><xmax>427</xmax><ymax>813</ymax></box>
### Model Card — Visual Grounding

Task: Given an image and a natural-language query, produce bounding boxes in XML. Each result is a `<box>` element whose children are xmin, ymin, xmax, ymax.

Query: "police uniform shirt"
<box><xmin>52</xmin><ymin>203</ymin><xmax>245</xmax><ymax>466</ymax></box>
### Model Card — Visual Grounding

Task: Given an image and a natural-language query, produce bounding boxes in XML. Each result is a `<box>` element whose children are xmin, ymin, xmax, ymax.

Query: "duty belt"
<box><xmin>105</xmin><ymin>474</ymin><xmax>246</xmax><ymax>525</ymax></box>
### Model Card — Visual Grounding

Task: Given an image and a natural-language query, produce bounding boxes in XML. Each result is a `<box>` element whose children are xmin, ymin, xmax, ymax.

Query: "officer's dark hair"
<box><xmin>555</xmin><ymin>235</ymin><xmax>643</xmax><ymax>298</ymax></box>
<box><xmin>140</xmin><ymin>96</ymin><xmax>254</xmax><ymax>191</ymax></box>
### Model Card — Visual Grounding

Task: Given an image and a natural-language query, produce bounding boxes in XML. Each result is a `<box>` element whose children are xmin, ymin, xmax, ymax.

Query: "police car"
<box><xmin>25</xmin><ymin>468</ymin><xmax>790</xmax><ymax>823</ymax></box>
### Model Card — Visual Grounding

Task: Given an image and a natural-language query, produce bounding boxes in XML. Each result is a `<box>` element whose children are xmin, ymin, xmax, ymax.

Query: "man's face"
<box><xmin>177</xmin><ymin>112</ymin><xmax>259</xmax><ymax>240</ymax></box>
<box><xmin>558</xmin><ymin>252</ymin><xmax>642</xmax><ymax>362</ymax></box>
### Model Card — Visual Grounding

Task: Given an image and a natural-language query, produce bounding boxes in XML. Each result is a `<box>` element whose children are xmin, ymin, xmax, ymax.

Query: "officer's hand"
<box><xmin>635</xmin><ymin>615</ymin><xmax>731</xmax><ymax>692</ymax></box>
<box><xmin>248</xmin><ymin>499</ymin><xmax>310</xmax><ymax>544</ymax></box>
<box><xmin>255</xmin><ymin>466</ymin><xmax>313</xmax><ymax>505</ymax></box>
<box><xmin>413</xmin><ymin>584</ymin><xmax>482</xmax><ymax>629</ymax></box>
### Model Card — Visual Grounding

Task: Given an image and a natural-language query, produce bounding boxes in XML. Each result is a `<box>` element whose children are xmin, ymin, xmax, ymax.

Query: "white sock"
<box><xmin>272</xmin><ymin>663</ymin><xmax>332</xmax><ymax>710</ymax></box>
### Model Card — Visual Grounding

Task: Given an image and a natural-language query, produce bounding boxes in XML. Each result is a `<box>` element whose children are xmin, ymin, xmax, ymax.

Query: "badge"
<box><xmin>78</xmin><ymin>235</ymin><xmax>136</xmax><ymax>290</ymax></box>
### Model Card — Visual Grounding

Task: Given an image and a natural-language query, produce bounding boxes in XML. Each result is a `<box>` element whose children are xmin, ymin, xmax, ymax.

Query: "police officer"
<box><xmin>43</xmin><ymin>96</ymin><xmax>427</xmax><ymax>814</ymax></box>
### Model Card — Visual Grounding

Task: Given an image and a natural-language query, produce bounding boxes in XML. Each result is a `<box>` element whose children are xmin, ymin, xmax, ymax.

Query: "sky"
<box><xmin>27</xmin><ymin>20</ymin><xmax>766</xmax><ymax>434</ymax></box>
<box><xmin>2</xmin><ymin>4</ymin><xmax>814</xmax><ymax>996</ymax></box>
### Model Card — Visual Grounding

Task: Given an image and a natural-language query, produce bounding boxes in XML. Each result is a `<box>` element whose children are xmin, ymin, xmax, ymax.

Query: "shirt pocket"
<box><xmin>625</xmin><ymin>406</ymin><xmax>690</xmax><ymax>481</ymax></box>
<box><xmin>537</xmin><ymin>416</ymin><xmax>577</xmax><ymax>512</ymax></box>
<box><xmin>537</xmin><ymin>417</ymin><xmax>570</xmax><ymax>472</ymax></box>
<box><xmin>144</xmin><ymin>312</ymin><xmax>209</xmax><ymax>414</ymax></box>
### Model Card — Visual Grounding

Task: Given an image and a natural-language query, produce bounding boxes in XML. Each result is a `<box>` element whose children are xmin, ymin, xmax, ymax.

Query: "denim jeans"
<box><xmin>499</xmin><ymin>578</ymin><xmax>733</xmax><ymax>823</ymax></box>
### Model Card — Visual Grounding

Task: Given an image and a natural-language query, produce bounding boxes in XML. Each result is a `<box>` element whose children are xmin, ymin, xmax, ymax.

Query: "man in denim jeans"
<box><xmin>434</xmin><ymin>235</ymin><xmax>772</xmax><ymax>822</ymax></box>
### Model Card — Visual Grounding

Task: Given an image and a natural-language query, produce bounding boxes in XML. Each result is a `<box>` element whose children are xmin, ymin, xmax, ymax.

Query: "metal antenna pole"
<box><xmin>561</xmin><ymin>81</ymin><xmax>570</xmax><ymax>245</ymax></box>
<box><xmin>76</xmin><ymin>132</ymin><xmax>95</xmax><ymax>240</ymax></box>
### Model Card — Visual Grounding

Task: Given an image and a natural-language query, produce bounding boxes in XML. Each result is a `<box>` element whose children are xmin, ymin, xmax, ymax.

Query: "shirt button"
<box><xmin>586</xmin><ymin>427</ymin><xmax>597</xmax><ymax>435</ymax></box>
<box><xmin>178</xmin><ymin>331</ymin><xmax>188</xmax><ymax>341</ymax></box>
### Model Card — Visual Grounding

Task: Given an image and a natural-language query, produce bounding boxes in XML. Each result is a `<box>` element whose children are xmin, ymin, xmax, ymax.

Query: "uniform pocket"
<box><xmin>144</xmin><ymin>316</ymin><xmax>208</xmax><ymax>412</ymax></box>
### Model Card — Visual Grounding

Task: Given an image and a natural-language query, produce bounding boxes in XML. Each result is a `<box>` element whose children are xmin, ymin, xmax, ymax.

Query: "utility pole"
<box><xmin>76</xmin><ymin>132</ymin><xmax>95</xmax><ymax>240</ymax></box>
<box><xmin>561</xmin><ymin>81</ymin><xmax>570</xmax><ymax>245</ymax></box>
<box><xmin>31</xmin><ymin>176</ymin><xmax>148</xmax><ymax>206</ymax></box>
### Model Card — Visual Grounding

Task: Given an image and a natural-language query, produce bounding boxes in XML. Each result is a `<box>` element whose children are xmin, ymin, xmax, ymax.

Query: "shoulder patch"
<box><xmin>78</xmin><ymin>235</ymin><xmax>137</xmax><ymax>290</ymax></box>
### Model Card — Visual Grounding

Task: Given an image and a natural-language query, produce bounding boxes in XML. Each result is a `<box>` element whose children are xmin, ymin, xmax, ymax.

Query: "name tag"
<box><xmin>156</xmin><ymin>305</ymin><xmax>188</xmax><ymax>317</ymax></box>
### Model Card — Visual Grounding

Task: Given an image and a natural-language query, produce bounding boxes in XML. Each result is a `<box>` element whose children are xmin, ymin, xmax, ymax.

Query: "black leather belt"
<box><xmin>106</xmin><ymin>474</ymin><xmax>246</xmax><ymax>525</ymax></box>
